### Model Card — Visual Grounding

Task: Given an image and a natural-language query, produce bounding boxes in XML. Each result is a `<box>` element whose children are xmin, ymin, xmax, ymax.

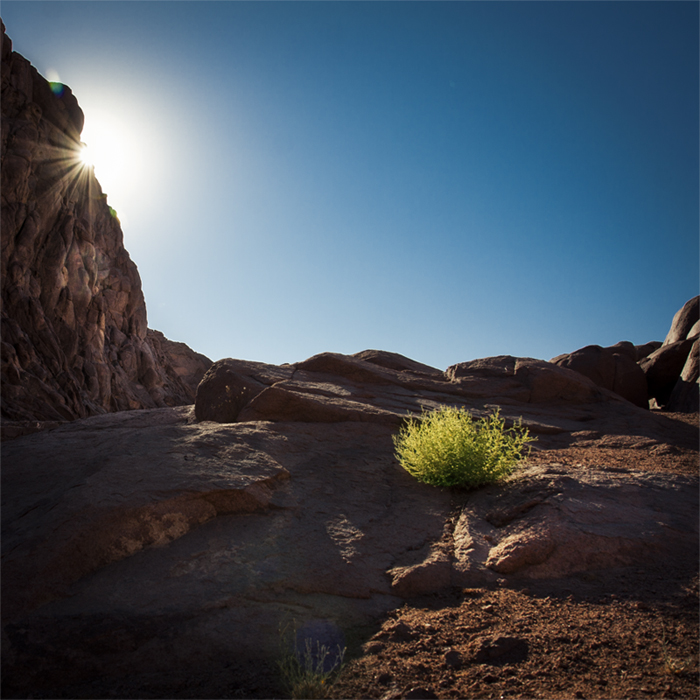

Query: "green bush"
<box><xmin>393</xmin><ymin>406</ymin><xmax>535</xmax><ymax>488</ymax></box>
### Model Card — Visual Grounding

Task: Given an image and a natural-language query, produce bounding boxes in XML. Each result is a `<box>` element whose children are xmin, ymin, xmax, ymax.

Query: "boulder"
<box><xmin>666</xmin><ymin>338</ymin><xmax>699</xmax><ymax>412</ymax></box>
<box><xmin>663</xmin><ymin>296</ymin><xmax>699</xmax><ymax>346</ymax></box>
<box><xmin>550</xmin><ymin>344</ymin><xmax>648</xmax><ymax>408</ymax></box>
<box><xmin>194</xmin><ymin>352</ymin><xmax>621</xmax><ymax>427</ymax></box>
<box><xmin>634</xmin><ymin>341</ymin><xmax>662</xmax><ymax>361</ymax></box>
<box><xmin>451</xmin><ymin>463</ymin><xmax>698</xmax><ymax>583</ymax></box>
<box><xmin>353</xmin><ymin>349</ymin><xmax>445</xmax><ymax>377</ymax></box>
<box><xmin>640</xmin><ymin>337</ymin><xmax>697</xmax><ymax>406</ymax></box>
<box><xmin>194</xmin><ymin>358</ymin><xmax>293</xmax><ymax>422</ymax></box>
<box><xmin>1</xmin><ymin>23</ymin><xmax>207</xmax><ymax>426</ymax></box>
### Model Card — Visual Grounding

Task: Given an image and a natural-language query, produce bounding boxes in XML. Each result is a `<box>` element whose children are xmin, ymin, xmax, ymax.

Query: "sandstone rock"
<box><xmin>550</xmin><ymin>343</ymin><xmax>648</xmax><ymax>408</ymax></box>
<box><xmin>451</xmin><ymin>464</ymin><xmax>697</xmax><ymax>585</ymax></box>
<box><xmin>1</xmin><ymin>24</ymin><xmax>204</xmax><ymax>425</ymax></box>
<box><xmin>666</xmin><ymin>338</ymin><xmax>699</xmax><ymax>413</ymax></box>
<box><xmin>640</xmin><ymin>337</ymin><xmax>696</xmax><ymax>406</ymax></box>
<box><xmin>447</xmin><ymin>355</ymin><xmax>610</xmax><ymax>405</ymax></box>
<box><xmin>353</xmin><ymin>349</ymin><xmax>444</xmax><ymax>377</ymax></box>
<box><xmin>195</xmin><ymin>351</ymin><xmax>625</xmax><ymax>429</ymax></box>
<box><xmin>663</xmin><ymin>296</ymin><xmax>699</xmax><ymax>345</ymax></box>
<box><xmin>635</xmin><ymin>341</ymin><xmax>662</xmax><ymax>361</ymax></box>
<box><xmin>193</xmin><ymin>358</ymin><xmax>282</xmax><ymax>422</ymax></box>
<box><xmin>147</xmin><ymin>329</ymin><xmax>213</xmax><ymax>394</ymax></box>
<box><xmin>2</xmin><ymin>357</ymin><xmax>697</xmax><ymax>698</ymax></box>
<box><xmin>606</xmin><ymin>340</ymin><xmax>638</xmax><ymax>362</ymax></box>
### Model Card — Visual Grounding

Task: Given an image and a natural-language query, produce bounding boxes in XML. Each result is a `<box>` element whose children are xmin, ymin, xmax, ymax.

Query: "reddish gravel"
<box><xmin>329</xmin><ymin>412</ymin><xmax>699</xmax><ymax>700</ymax></box>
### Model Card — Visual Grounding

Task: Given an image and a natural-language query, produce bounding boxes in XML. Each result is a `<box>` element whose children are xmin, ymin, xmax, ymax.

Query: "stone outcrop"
<box><xmin>146</xmin><ymin>329</ymin><xmax>213</xmax><ymax>395</ymax></box>
<box><xmin>651</xmin><ymin>296</ymin><xmax>699</xmax><ymax>412</ymax></box>
<box><xmin>1</xmin><ymin>23</ymin><xmax>210</xmax><ymax>426</ymax></box>
<box><xmin>550</xmin><ymin>342</ymin><xmax>648</xmax><ymax>408</ymax></box>
<box><xmin>640</xmin><ymin>337</ymin><xmax>697</xmax><ymax>406</ymax></box>
<box><xmin>634</xmin><ymin>341</ymin><xmax>662</xmax><ymax>361</ymax></box>
<box><xmin>194</xmin><ymin>351</ymin><xmax>620</xmax><ymax>427</ymax></box>
<box><xmin>667</xmin><ymin>338</ymin><xmax>699</xmax><ymax>412</ymax></box>
<box><xmin>551</xmin><ymin>297</ymin><xmax>699</xmax><ymax>412</ymax></box>
<box><xmin>663</xmin><ymin>296</ymin><xmax>699</xmax><ymax>346</ymax></box>
<box><xmin>3</xmin><ymin>348</ymin><xmax>697</xmax><ymax>698</ymax></box>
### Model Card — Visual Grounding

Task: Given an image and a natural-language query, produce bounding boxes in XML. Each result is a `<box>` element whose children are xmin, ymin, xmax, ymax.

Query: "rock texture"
<box><xmin>551</xmin><ymin>297</ymin><xmax>699</xmax><ymax>412</ymax></box>
<box><xmin>1</xmin><ymin>23</ymin><xmax>209</xmax><ymax>427</ymax></box>
<box><xmin>550</xmin><ymin>342</ymin><xmax>647</xmax><ymax>408</ymax></box>
<box><xmin>667</xmin><ymin>337</ymin><xmax>700</xmax><ymax>413</ymax></box>
<box><xmin>663</xmin><ymin>296</ymin><xmax>699</xmax><ymax>346</ymax></box>
<box><xmin>3</xmin><ymin>349</ymin><xmax>697</xmax><ymax>698</ymax></box>
<box><xmin>649</xmin><ymin>296</ymin><xmax>699</xmax><ymax>412</ymax></box>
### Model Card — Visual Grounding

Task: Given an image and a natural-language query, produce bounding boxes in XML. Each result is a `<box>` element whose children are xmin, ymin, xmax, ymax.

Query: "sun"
<box><xmin>78</xmin><ymin>142</ymin><xmax>93</xmax><ymax>168</ymax></box>
<box><xmin>76</xmin><ymin>108</ymin><xmax>148</xmax><ymax>224</ymax></box>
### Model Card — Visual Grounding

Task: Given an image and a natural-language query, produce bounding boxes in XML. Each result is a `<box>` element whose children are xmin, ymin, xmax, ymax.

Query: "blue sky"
<box><xmin>3</xmin><ymin>1</ymin><xmax>698</xmax><ymax>369</ymax></box>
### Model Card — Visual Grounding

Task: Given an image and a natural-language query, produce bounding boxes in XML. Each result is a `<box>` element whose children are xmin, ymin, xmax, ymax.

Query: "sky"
<box><xmin>2</xmin><ymin>1</ymin><xmax>698</xmax><ymax>370</ymax></box>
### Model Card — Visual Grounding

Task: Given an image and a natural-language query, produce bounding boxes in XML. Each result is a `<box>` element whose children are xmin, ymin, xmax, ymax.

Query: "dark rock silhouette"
<box><xmin>640</xmin><ymin>337</ymin><xmax>696</xmax><ymax>406</ymax></box>
<box><xmin>657</xmin><ymin>296</ymin><xmax>699</xmax><ymax>412</ymax></box>
<box><xmin>1</xmin><ymin>22</ymin><xmax>210</xmax><ymax>429</ymax></box>
<box><xmin>667</xmin><ymin>338</ymin><xmax>699</xmax><ymax>413</ymax></box>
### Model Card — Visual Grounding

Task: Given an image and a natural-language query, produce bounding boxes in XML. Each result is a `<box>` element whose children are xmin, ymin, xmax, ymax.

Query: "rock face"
<box><xmin>1</xmin><ymin>24</ymin><xmax>210</xmax><ymax>425</ymax></box>
<box><xmin>146</xmin><ymin>329</ymin><xmax>213</xmax><ymax>395</ymax></box>
<box><xmin>663</xmin><ymin>296</ymin><xmax>699</xmax><ymax>346</ymax></box>
<box><xmin>667</xmin><ymin>338</ymin><xmax>700</xmax><ymax>412</ymax></box>
<box><xmin>194</xmin><ymin>351</ymin><xmax>618</xmax><ymax>427</ymax></box>
<box><xmin>3</xmin><ymin>348</ymin><xmax>697</xmax><ymax>698</ymax></box>
<box><xmin>551</xmin><ymin>297</ymin><xmax>699</xmax><ymax>412</ymax></box>
<box><xmin>550</xmin><ymin>342</ymin><xmax>648</xmax><ymax>408</ymax></box>
<box><xmin>646</xmin><ymin>296</ymin><xmax>699</xmax><ymax>412</ymax></box>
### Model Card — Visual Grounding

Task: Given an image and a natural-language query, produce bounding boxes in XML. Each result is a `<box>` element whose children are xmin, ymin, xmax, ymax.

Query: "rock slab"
<box><xmin>3</xmin><ymin>349</ymin><xmax>697</xmax><ymax>698</ymax></box>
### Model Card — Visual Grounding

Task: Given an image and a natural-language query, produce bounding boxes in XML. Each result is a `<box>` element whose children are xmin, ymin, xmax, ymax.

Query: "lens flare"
<box><xmin>79</xmin><ymin>142</ymin><xmax>93</xmax><ymax>167</ymax></box>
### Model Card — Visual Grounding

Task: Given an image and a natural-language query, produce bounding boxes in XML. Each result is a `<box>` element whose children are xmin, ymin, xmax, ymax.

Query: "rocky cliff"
<box><xmin>1</xmin><ymin>23</ymin><xmax>211</xmax><ymax>427</ymax></box>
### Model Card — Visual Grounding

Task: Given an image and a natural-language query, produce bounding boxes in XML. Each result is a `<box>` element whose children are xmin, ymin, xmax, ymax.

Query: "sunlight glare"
<box><xmin>79</xmin><ymin>142</ymin><xmax>93</xmax><ymax>167</ymax></box>
<box><xmin>79</xmin><ymin>110</ymin><xmax>146</xmax><ymax>221</ymax></box>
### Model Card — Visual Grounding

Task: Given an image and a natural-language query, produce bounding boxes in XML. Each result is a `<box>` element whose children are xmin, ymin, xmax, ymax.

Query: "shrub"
<box><xmin>278</xmin><ymin>622</ymin><xmax>346</xmax><ymax>699</ymax></box>
<box><xmin>393</xmin><ymin>406</ymin><xmax>535</xmax><ymax>488</ymax></box>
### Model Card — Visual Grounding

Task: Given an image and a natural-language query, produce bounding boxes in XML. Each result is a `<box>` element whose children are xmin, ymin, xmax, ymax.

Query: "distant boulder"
<box><xmin>194</xmin><ymin>358</ymin><xmax>291</xmax><ymax>423</ymax></box>
<box><xmin>634</xmin><ymin>341</ymin><xmax>662</xmax><ymax>361</ymax></box>
<box><xmin>640</xmin><ymin>296</ymin><xmax>700</xmax><ymax>410</ymax></box>
<box><xmin>663</xmin><ymin>296</ymin><xmax>699</xmax><ymax>346</ymax></box>
<box><xmin>640</xmin><ymin>338</ymin><xmax>696</xmax><ymax>406</ymax></box>
<box><xmin>665</xmin><ymin>338</ymin><xmax>699</xmax><ymax>412</ymax></box>
<box><xmin>550</xmin><ymin>343</ymin><xmax>648</xmax><ymax>409</ymax></box>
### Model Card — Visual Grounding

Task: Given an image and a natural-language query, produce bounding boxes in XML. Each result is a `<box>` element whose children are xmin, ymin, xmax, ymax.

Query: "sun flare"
<box><xmin>77</xmin><ymin>108</ymin><xmax>149</xmax><ymax>225</ymax></box>
<box><xmin>78</xmin><ymin>142</ymin><xmax>93</xmax><ymax>167</ymax></box>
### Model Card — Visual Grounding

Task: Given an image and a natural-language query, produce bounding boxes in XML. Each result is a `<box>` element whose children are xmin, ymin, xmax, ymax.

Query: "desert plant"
<box><xmin>393</xmin><ymin>406</ymin><xmax>535</xmax><ymax>488</ymax></box>
<box><xmin>278</xmin><ymin>623</ymin><xmax>346</xmax><ymax>699</ymax></box>
<box><xmin>661</xmin><ymin>623</ymin><xmax>696</xmax><ymax>675</ymax></box>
